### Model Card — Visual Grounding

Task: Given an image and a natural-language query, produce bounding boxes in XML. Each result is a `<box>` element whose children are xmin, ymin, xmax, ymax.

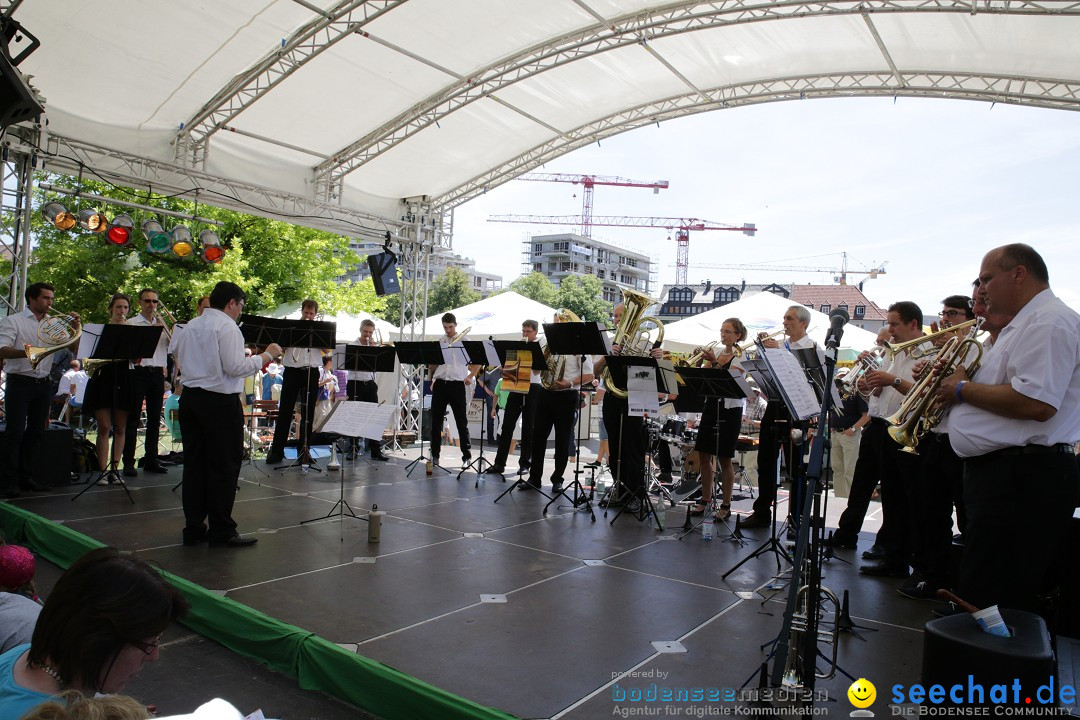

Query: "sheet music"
<box><xmin>732</xmin><ymin>372</ymin><xmax>755</xmax><ymax>399</ymax></box>
<box><xmin>628</xmin><ymin>367</ymin><xmax>660</xmax><ymax>417</ymax></box>
<box><xmin>81</xmin><ymin>323</ymin><xmax>104</xmax><ymax>357</ymax></box>
<box><xmin>763</xmin><ymin>348</ymin><xmax>821</xmax><ymax>420</ymax></box>
<box><xmin>315</xmin><ymin>400</ymin><xmax>397</xmax><ymax>439</ymax></box>
<box><xmin>481</xmin><ymin>339</ymin><xmax>500</xmax><ymax>367</ymax></box>
<box><xmin>440</xmin><ymin>342</ymin><xmax>469</xmax><ymax>366</ymax></box>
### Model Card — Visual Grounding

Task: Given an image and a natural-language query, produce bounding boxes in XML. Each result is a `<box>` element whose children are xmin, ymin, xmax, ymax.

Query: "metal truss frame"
<box><xmin>0</xmin><ymin>123</ymin><xmax>40</xmax><ymax>315</ymax></box>
<box><xmin>437</xmin><ymin>69</ymin><xmax>1080</xmax><ymax>209</ymax></box>
<box><xmin>311</xmin><ymin>0</ymin><xmax>1080</xmax><ymax>188</ymax></box>
<box><xmin>174</xmin><ymin>0</ymin><xmax>405</xmax><ymax>176</ymax></box>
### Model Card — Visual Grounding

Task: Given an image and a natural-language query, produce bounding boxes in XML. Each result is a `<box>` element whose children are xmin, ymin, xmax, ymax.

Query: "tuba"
<box><xmin>540</xmin><ymin>308</ymin><xmax>581</xmax><ymax>389</ymax></box>
<box><xmin>886</xmin><ymin>318</ymin><xmax>984</xmax><ymax>453</ymax></box>
<box><xmin>601</xmin><ymin>289</ymin><xmax>664</xmax><ymax>399</ymax></box>
<box><xmin>27</xmin><ymin>310</ymin><xmax>82</xmax><ymax>370</ymax></box>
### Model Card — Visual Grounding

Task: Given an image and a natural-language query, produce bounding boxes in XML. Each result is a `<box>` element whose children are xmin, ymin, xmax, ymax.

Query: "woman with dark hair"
<box><xmin>690</xmin><ymin>317</ymin><xmax>748</xmax><ymax>520</ymax></box>
<box><xmin>81</xmin><ymin>294</ymin><xmax>139</xmax><ymax>484</ymax></box>
<box><xmin>0</xmin><ymin>547</ymin><xmax>189</xmax><ymax>717</ymax></box>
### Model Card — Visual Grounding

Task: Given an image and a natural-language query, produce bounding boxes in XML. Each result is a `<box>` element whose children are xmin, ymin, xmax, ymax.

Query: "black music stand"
<box><xmin>603</xmin><ymin>355</ymin><xmax>677</xmax><ymax>529</ymax></box>
<box><xmin>395</xmin><ymin>341</ymin><xmax>451</xmax><ymax>477</ymax></box>
<box><xmin>674</xmin><ymin>366</ymin><xmax>749</xmax><ymax>542</ymax></box>
<box><xmin>457</xmin><ymin>340</ymin><xmax>497</xmax><ymax>482</ymax></box>
<box><xmin>539</xmin><ymin>321</ymin><xmax>608</xmax><ymax>520</ymax></box>
<box><xmin>72</xmin><ymin>323</ymin><xmax>163</xmax><ymax>504</ymax></box>
<box><xmin>723</xmin><ymin>348</ymin><xmax>819</xmax><ymax>579</ymax></box>
<box><xmin>341</xmin><ymin>343</ymin><xmax>396</xmax><ymax>464</ymax></box>
<box><xmin>486</xmin><ymin>339</ymin><xmax>544</xmax><ymax>483</ymax></box>
<box><xmin>243</xmin><ymin>315</ymin><xmax>336</xmax><ymax>475</ymax></box>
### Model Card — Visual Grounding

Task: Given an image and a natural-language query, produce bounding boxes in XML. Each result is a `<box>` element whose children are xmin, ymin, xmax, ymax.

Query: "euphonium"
<box><xmin>26</xmin><ymin>310</ymin><xmax>82</xmax><ymax>370</ymax></box>
<box><xmin>886</xmin><ymin>318</ymin><xmax>984</xmax><ymax>453</ymax></box>
<box><xmin>601</xmin><ymin>288</ymin><xmax>664</xmax><ymax>399</ymax></box>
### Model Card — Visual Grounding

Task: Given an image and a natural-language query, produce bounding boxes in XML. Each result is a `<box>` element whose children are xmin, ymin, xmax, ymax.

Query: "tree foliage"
<box><xmin>428</xmin><ymin>267</ymin><xmax>481</xmax><ymax>317</ymax></box>
<box><xmin>28</xmin><ymin>176</ymin><xmax>383</xmax><ymax>323</ymax></box>
<box><xmin>508</xmin><ymin>272</ymin><xmax>557</xmax><ymax>307</ymax></box>
<box><xmin>554</xmin><ymin>275</ymin><xmax>612</xmax><ymax>323</ymax></box>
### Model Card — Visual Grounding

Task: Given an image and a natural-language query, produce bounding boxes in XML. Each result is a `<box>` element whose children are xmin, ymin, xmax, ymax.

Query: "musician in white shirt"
<box><xmin>123</xmin><ymin>288</ymin><xmax>171</xmax><ymax>476</ymax></box>
<box><xmin>265</xmin><ymin>299</ymin><xmax>323</xmax><ymax>465</ymax></box>
<box><xmin>427</xmin><ymin>313</ymin><xmax>474</xmax><ymax>469</ymax></box>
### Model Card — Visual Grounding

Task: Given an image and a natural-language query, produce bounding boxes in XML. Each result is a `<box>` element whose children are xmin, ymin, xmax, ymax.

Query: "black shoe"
<box><xmin>462</xmin><ymin>453</ymin><xmax>472</xmax><ymax>463</ymax></box>
<box><xmin>371</xmin><ymin>453</ymin><xmax>389</xmax><ymax>462</ymax></box>
<box><xmin>209</xmin><ymin>534</ymin><xmax>258</xmax><ymax>548</ymax></box>
<box><xmin>19</xmin><ymin>478</ymin><xmax>51</xmax><ymax>492</ymax></box>
<box><xmin>485</xmin><ymin>466</ymin><xmax>506</xmax><ymax>475</ymax></box>
<box><xmin>898</xmin><ymin>579</ymin><xmax>943</xmax><ymax>600</ymax></box>
<box><xmin>515</xmin><ymin>482</ymin><xmax>539</xmax><ymax>492</ymax></box>
<box><xmin>585</xmin><ymin>460</ymin><xmax>601</xmax><ymax>468</ymax></box>
<box><xmin>182</xmin><ymin>530</ymin><xmax>207</xmax><ymax>547</ymax></box>
<box><xmin>829</xmin><ymin>534</ymin><xmax>857</xmax><ymax>549</ymax></box>
<box><xmin>265</xmin><ymin>453</ymin><xmax>284</xmax><ymax>464</ymax></box>
<box><xmin>550</xmin><ymin>482</ymin><xmax>564</xmax><ymax>494</ymax></box>
<box><xmin>144</xmin><ymin>463</ymin><xmax>169</xmax><ymax>474</ymax></box>
<box><xmin>740</xmin><ymin>513</ymin><xmax>771</xmax><ymax>529</ymax></box>
<box><xmin>861</xmin><ymin>543</ymin><xmax>885</xmax><ymax>560</ymax></box>
<box><xmin>860</xmin><ymin>561</ymin><xmax>910</xmax><ymax>577</ymax></box>
<box><xmin>932</xmin><ymin>601</ymin><xmax>966</xmax><ymax>618</ymax></box>
<box><xmin>123</xmin><ymin>466</ymin><xmax>138</xmax><ymax>478</ymax></box>
<box><xmin>625</xmin><ymin>497</ymin><xmax>642</xmax><ymax>514</ymax></box>
<box><xmin>598</xmin><ymin>493</ymin><xmax>624</xmax><ymax>508</ymax></box>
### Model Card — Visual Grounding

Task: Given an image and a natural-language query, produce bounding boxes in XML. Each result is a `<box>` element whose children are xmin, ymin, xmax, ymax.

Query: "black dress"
<box><xmin>82</xmin><ymin>362</ymin><xmax>139</xmax><ymax>415</ymax></box>
<box><xmin>694</xmin><ymin>354</ymin><xmax>744</xmax><ymax>459</ymax></box>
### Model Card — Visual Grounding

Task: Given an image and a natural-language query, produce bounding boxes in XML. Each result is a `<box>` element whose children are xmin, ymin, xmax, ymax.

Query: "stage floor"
<box><xmin>9</xmin><ymin>441</ymin><xmax>937</xmax><ymax>720</ymax></box>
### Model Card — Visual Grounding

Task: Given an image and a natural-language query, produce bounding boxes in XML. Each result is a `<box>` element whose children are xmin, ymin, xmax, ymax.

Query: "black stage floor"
<box><xmin>4</xmin><ymin>443</ymin><xmax>939</xmax><ymax>720</ymax></box>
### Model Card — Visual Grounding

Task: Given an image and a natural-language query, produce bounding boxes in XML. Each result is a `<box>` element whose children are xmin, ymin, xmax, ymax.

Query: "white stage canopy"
<box><xmin>414</xmin><ymin>292</ymin><xmax>559</xmax><ymax>341</ymax></box>
<box><xmin>661</xmin><ymin>291</ymin><xmax>879</xmax><ymax>354</ymax></box>
<box><xmin>10</xmin><ymin>2</ymin><xmax>1080</xmax><ymax>234</ymax></box>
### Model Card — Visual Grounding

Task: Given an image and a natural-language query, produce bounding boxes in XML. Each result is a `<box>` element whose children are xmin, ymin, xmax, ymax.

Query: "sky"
<box><xmin>449</xmin><ymin>96</ymin><xmax>1080</xmax><ymax>318</ymax></box>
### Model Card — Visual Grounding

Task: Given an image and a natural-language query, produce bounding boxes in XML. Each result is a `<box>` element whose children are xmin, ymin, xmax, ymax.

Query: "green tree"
<box><xmin>28</xmin><ymin>176</ymin><xmax>383</xmax><ymax>323</ymax></box>
<box><xmin>508</xmin><ymin>272</ymin><xmax>557</xmax><ymax>306</ymax></box>
<box><xmin>427</xmin><ymin>267</ymin><xmax>481</xmax><ymax>316</ymax></box>
<box><xmin>555</xmin><ymin>275</ymin><xmax>611</xmax><ymax>323</ymax></box>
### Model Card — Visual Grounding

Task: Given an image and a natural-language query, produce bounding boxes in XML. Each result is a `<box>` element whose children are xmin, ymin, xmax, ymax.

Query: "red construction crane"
<box><xmin>516</xmin><ymin>173</ymin><xmax>669</xmax><ymax>239</ymax></box>
<box><xmin>488</xmin><ymin>214</ymin><xmax>757</xmax><ymax>285</ymax></box>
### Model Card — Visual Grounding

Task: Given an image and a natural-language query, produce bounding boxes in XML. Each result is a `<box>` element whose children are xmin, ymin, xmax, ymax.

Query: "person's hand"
<box><xmin>843</xmin><ymin>428</ymin><xmax>855</xmax><ymax>437</ymax></box>
<box><xmin>68</xmin><ymin>312</ymin><xmax>81</xmax><ymax>330</ymax></box>
<box><xmin>649</xmin><ymin>347</ymin><xmax>664</xmax><ymax>358</ymax></box>
<box><xmin>864</xmin><ymin>370</ymin><xmax>893</xmax><ymax>390</ymax></box>
<box><xmin>265</xmin><ymin>343</ymin><xmax>283</xmax><ymax>358</ymax></box>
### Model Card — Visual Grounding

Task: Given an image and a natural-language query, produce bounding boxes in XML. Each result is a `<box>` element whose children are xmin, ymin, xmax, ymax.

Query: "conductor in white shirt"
<box><xmin>173</xmin><ymin>282</ymin><xmax>282</xmax><ymax>548</ymax></box>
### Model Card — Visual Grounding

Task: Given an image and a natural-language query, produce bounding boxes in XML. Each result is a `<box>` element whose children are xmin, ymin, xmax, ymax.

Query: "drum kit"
<box><xmin>648</xmin><ymin>416</ymin><xmax>704</xmax><ymax>504</ymax></box>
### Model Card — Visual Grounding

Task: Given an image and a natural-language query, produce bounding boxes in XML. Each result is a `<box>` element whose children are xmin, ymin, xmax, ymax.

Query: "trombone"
<box><xmin>882</xmin><ymin>318</ymin><xmax>979</xmax><ymax>360</ymax></box>
<box><xmin>373</xmin><ymin>327</ymin><xmax>394</xmax><ymax>347</ymax></box>
<box><xmin>733</xmin><ymin>328</ymin><xmax>784</xmax><ymax>358</ymax></box>
<box><xmin>153</xmin><ymin>300</ymin><xmax>178</xmax><ymax>341</ymax></box>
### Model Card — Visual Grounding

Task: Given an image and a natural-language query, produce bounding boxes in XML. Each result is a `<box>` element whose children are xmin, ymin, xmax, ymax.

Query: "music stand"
<box><xmin>243</xmin><ymin>315</ymin><xmax>336</xmax><ymax>475</ymax></box>
<box><xmin>602</xmin><ymin>354</ymin><xmax>677</xmax><ymax>529</ymax></box>
<box><xmin>539</xmin><ymin>321</ymin><xmax>608</xmax><ymax>520</ymax></box>
<box><xmin>674</xmin><ymin>366</ymin><xmax>751</xmax><ymax>541</ymax></box>
<box><xmin>454</xmin><ymin>340</ymin><xmax>496</xmax><ymax>481</ymax></box>
<box><xmin>395</xmin><ymin>341</ymin><xmax>451</xmax><ymax>477</ymax></box>
<box><xmin>72</xmin><ymin>323</ymin><xmax>163</xmax><ymax>504</ymax></box>
<box><xmin>486</xmin><ymin>339</ymin><xmax>543</xmax><ymax>482</ymax></box>
<box><xmin>722</xmin><ymin>348</ymin><xmax>820</xmax><ymax>579</ymax></box>
<box><xmin>341</xmin><ymin>343</ymin><xmax>396</xmax><ymax>466</ymax></box>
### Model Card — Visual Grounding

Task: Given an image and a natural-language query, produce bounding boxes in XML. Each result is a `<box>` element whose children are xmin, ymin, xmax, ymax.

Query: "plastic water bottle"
<box><xmin>655</xmin><ymin>496</ymin><xmax>666</xmax><ymax>526</ymax></box>
<box><xmin>368</xmin><ymin>504</ymin><xmax>383</xmax><ymax>543</ymax></box>
<box><xmin>702</xmin><ymin>508</ymin><xmax>714</xmax><ymax>541</ymax></box>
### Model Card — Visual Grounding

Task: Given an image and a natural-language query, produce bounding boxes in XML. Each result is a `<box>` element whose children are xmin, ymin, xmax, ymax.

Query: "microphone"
<box><xmin>826</xmin><ymin>307</ymin><xmax>849</xmax><ymax>350</ymax></box>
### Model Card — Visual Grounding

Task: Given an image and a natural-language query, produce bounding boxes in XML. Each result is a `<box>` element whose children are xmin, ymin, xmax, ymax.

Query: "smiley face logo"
<box><xmin>848</xmin><ymin>678</ymin><xmax>876</xmax><ymax>709</ymax></box>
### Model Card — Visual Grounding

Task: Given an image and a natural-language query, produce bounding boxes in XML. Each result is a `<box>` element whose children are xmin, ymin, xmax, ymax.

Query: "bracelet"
<box><xmin>956</xmin><ymin>380</ymin><xmax>967</xmax><ymax>402</ymax></box>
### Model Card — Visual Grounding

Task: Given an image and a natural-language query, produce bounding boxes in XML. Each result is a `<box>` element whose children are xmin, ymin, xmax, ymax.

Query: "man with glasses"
<box><xmin>173</xmin><ymin>282</ymin><xmax>282</xmax><ymax>547</ymax></box>
<box><xmin>123</xmin><ymin>289</ymin><xmax>170</xmax><ymax>476</ymax></box>
<box><xmin>936</xmin><ymin>244</ymin><xmax>1080</xmax><ymax>613</ymax></box>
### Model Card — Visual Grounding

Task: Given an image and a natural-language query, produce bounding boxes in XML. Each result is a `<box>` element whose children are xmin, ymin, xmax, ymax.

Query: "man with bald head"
<box><xmin>937</xmin><ymin>244</ymin><xmax>1080</xmax><ymax>613</ymax></box>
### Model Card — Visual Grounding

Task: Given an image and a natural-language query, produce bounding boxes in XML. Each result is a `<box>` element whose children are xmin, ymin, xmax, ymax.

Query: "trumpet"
<box><xmin>733</xmin><ymin>329</ymin><xmax>784</xmax><ymax>358</ymax></box>
<box><xmin>779</xmin><ymin>583</ymin><xmax>842</xmax><ymax>688</ymax></box>
<box><xmin>687</xmin><ymin>340</ymin><xmax>720</xmax><ymax>366</ymax></box>
<box><xmin>153</xmin><ymin>300</ymin><xmax>178</xmax><ymax>341</ymax></box>
<box><xmin>887</xmin><ymin>318</ymin><xmax>984</xmax><ymax>453</ymax></box>
<box><xmin>882</xmin><ymin>318</ymin><xmax>979</xmax><ymax>360</ymax></box>
<box><xmin>837</xmin><ymin>346</ymin><xmax>886</xmax><ymax>400</ymax></box>
<box><xmin>27</xmin><ymin>309</ymin><xmax>82</xmax><ymax>370</ymax></box>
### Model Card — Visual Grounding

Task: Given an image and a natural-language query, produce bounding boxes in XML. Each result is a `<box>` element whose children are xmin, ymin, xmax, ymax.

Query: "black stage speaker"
<box><xmin>0</xmin><ymin>21</ymin><xmax>44</xmax><ymax>130</ymax></box>
<box><xmin>367</xmin><ymin>251</ymin><xmax>400</xmax><ymax>296</ymax></box>
<box><xmin>0</xmin><ymin>422</ymin><xmax>74</xmax><ymax>486</ymax></box>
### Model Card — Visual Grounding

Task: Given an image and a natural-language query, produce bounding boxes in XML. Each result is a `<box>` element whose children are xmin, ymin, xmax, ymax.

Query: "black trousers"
<box><xmin>913</xmin><ymin>432</ymin><xmax>965</xmax><ymax>584</ymax></box>
<box><xmin>1</xmin><ymin>374</ymin><xmax>52</xmax><ymax>490</ymax></box>
<box><xmin>878</xmin><ymin>435</ymin><xmax>920</xmax><ymax>567</ymax></box>
<box><xmin>124</xmin><ymin>366</ymin><xmax>165</xmax><ymax>465</ymax></box>
<box><xmin>270</xmin><ymin>366</ymin><xmax>320</xmax><ymax>454</ymax></box>
<box><xmin>753</xmin><ymin>401</ymin><xmax>788</xmax><ymax>517</ymax></box>
<box><xmin>346</xmin><ymin>379</ymin><xmax>383</xmax><ymax>454</ymax></box>
<box><xmin>835</xmin><ymin>418</ymin><xmax>888</xmax><ymax>543</ymax></box>
<box><xmin>528</xmin><ymin>389</ymin><xmax>577</xmax><ymax>487</ymax></box>
<box><xmin>604</xmin><ymin>394</ymin><xmax>645</xmax><ymax>497</ymax></box>
<box><xmin>958</xmin><ymin>449</ymin><xmax>1079</xmax><ymax>612</ymax></box>
<box><xmin>430</xmin><ymin>379</ymin><xmax>470</xmax><ymax>459</ymax></box>
<box><xmin>494</xmin><ymin>385</ymin><xmax>538</xmax><ymax>469</ymax></box>
<box><xmin>179</xmin><ymin>388</ymin><xmax>244</xmax><ymax>542</ymax></box>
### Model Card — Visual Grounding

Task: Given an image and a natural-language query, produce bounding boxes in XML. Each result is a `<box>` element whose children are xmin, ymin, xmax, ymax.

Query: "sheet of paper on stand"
<box><xmin>315</xmin><ymin>400</ymin><xmax>398</xmax><ymax>440</ymax></box>
<box><xmin>628</xmin><ymin>367</ymin><xmax>660</xmax><ymax>417</ymax></box>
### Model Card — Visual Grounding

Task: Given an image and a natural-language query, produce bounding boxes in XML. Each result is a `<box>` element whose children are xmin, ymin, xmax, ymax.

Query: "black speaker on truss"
<box><xmin>0</xmin><ymin>19</ymin><xmax>44</xmax><ymax>130</ymax></box>
<box><xmin>367</xmin><ymin>251</ymin><xmax>400</xmax><ymax>296</ymax></box>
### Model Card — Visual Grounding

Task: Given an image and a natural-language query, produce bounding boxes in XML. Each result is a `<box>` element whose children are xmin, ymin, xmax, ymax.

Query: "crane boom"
<box><xmin>514</xmin><ymin>173</ymin><xmax>669</xmax><ymax>239</ymax></box>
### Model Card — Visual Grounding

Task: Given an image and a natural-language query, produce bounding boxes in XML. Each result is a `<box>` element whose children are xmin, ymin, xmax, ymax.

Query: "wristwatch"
<box><xmin>892</xmin><ymin>377</ymin><xmax>902</xmax><ymax>388</ymax></box>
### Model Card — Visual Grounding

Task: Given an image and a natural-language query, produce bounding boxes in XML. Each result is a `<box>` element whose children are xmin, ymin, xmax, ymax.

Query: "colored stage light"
<box><xmin>105</xmin><ymin>214</ymin><xmax>134</xmax><ymax>246</ymax></box>
<box><xmin>41</xmin><ymin>201</ymin><xmax>76</xmax><ymax>230</ymax></box>
<box><xmin>170</xmin><ymin>225</ymin><xmax>195</xmax><ymax>257</ymax></box>
<box><xmin>77</xmin><ymin>209</ymin><xmax>109</xmax><ymax>233</ymax></box>
<box><xmin>142</xmin><ymin>220</ymin><xmax>172</xmax><ymax>253</ymax></box>
<box><xmin>199</xmin><ymin>229</ymin><xmax>224</xmax><ymax>263</ymax></box>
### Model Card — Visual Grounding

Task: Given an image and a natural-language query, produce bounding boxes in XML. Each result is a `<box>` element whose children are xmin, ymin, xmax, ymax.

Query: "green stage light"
<box><xmin>142</xmin><ymin>220</ymin><xmax>172</xmax><ymax>253</ymax></box>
